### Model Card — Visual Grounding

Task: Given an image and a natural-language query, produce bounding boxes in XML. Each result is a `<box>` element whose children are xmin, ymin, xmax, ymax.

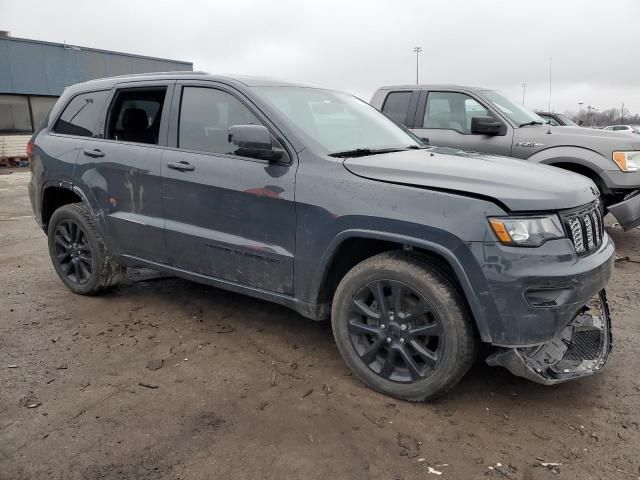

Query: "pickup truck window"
<box><xmin>423</xmin><ymin>91</ymin><xmax>488</xmax><ymax>134</ymax></box>
<box><xmin>53</xmin><ymin>91</ymin><xmax>109</xmax><ymax>137</ymax></box>
<box><xmin>381</xmin><ymin>91</ymin><xmax>412</xmax><ymax>125</ymax></box>
<box><xmin>256</xmin><ymin>87</ymin><xmax>420</xmax><ymax>154</ymax></box>
<box><xmin>556</xmin><ymin>114</ymin><xmax>578</xmax><ymax>126</ymax></box>
<box><xmin>179</xmin><ymin>87</ymin><xmax>263</xmax><ymax>156</ymax></box>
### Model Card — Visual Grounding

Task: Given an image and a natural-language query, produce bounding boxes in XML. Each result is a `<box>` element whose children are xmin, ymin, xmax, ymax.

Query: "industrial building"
<box><xmin>0</xmin><ymin>31</ymin><xmax>192</xmax><ymax>163</ymax></box>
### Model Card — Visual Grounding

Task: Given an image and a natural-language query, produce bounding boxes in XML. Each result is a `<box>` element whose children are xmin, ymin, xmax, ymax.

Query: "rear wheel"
<box><xmin>48</xmin><ymin>203</ymin><xmax>124</xmax><ymax>295</ymax></box>
<box><xmin>331</xmin><ymin>251</ymin><xmax>477</xmax><ymax>401</ymax></box>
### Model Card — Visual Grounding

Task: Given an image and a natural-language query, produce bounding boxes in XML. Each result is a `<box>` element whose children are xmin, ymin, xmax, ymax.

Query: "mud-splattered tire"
<box><xmin>331</xmin><ymin>251</ymin><xmax>477</xmax><ymax>401</ymax></box>
<box><xmin>47</xmin><ymin>203</ymin><xmax>124</xmax><ymax>295</ymax></box>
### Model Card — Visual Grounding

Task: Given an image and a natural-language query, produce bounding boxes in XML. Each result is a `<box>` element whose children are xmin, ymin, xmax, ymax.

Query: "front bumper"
<box><xmin>486</xmin><ymin>291</ymin><xmax>612</xmax><ymax>385</ymax></box>
<box><xmin>608</xmin><ymin>190</ymin><xmax>640</xmax><ymax>231</ymax></box>
<box><xmin>472</xmin><ymin>234</ymin><xmax>615</xmax><ymax>346</ymax></box>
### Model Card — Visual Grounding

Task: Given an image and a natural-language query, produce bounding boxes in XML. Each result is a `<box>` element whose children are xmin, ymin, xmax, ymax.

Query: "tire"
<box><xmin>331</xmin><ymin>251</ymin><xmax>477</xmax><ymax>401</ymax></box>
<box><xmin>47</xmin><ymin>203</ymin><xmax>125</xmax><ymax>295</ymax></box>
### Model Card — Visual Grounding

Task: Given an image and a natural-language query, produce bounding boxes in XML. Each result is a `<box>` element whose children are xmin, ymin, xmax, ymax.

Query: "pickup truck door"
<box><xmin>411</xmin><ymin>90</ymin><xmax>513</xmax><ymax>156</ymax></box>
<box><xmin>161</xmin><ymin>82</ymin><xmax>297</xmax><ymax>295</ymax></box>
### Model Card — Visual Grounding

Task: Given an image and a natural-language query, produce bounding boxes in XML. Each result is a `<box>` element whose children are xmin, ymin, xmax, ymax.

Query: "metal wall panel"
<box><xmin>0</xmin><ymin>37</ymin><xmax>192</xmax><ymax>96</ymax></box>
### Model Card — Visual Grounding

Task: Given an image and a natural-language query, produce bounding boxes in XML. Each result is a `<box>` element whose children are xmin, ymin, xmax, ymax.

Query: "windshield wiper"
<box><xmin>328</xmin><ymin>147</ymin><xmax>409</xmax><ymax>158</ymax></box>
<box><xmin>518</xmin><ymin>121</ymin><xmax>544</xmax><ymax>127</ymax></box>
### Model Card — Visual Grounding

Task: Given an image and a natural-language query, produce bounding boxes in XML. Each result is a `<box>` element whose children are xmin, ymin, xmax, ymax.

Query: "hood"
<box><xmin>515</xmin><ymin>125</ymin><xmax>640</xmax><ymax>157</ymax></box>
<box><xmin>343</xmin><ymin>147</ymin><xmax>598</xmax><ymax>212</ymax></box>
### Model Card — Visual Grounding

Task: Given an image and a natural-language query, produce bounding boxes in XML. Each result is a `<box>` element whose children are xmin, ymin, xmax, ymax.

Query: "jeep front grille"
<box><xmin>562</xmin><ymin>202</ymin><xmax>604</xmax><ymax>255</ymax></box>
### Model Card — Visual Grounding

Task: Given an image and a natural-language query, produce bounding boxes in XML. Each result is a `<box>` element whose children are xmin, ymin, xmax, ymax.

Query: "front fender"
<box><xmin>310</xmin><ymin>229</ymin><xmax>498</xmax><ymax>343</ymax></box>
<box><xmin>526</xmin><ymin>146</ymin><xmax>611</xmax><ymax>173</ymax></box>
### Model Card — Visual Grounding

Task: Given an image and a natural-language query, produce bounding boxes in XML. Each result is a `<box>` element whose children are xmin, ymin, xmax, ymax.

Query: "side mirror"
<box><xmin>228</xmin><ymin>125</ymin><xmax>284</xmax><ymax>161</ymax></box>
<box><xmin>471</xmin><ymin>116</ymin><xmax>503</xmax><ymax>135</ymax></box>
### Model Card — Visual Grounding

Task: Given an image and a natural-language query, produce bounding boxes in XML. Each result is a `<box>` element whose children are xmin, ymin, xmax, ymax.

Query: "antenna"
<box><xmin>546</xmin><ymin>57</ymin><xmax>552</xmax><ymax>134</ymax></box>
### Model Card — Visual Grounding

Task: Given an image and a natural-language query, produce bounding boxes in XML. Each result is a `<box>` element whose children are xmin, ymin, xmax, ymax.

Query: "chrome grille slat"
<box><xmin>591</xmin><ymin>210</ymin><xmax>601</xmax><ymax>244</ymax></box>
<box><xmin>583</xmin><ymin>214</ymin><xmax>595</xmax><ymax>249</ymax></box>
<box><xmin>563</xmin><ymin>202</ymin><xmax>603</xmax><ymax>256</ymax></box>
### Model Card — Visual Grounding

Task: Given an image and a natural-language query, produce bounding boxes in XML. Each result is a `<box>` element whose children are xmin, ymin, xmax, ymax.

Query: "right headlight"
<box><xmin>488</xmin><ymin>215</ymin><xmax>565</xmax><ymax>247</ymax></box>
<box><xmin>612</xmin><ymin>151</ymin><xmax>640</xmax><ymax>172</ymax></box>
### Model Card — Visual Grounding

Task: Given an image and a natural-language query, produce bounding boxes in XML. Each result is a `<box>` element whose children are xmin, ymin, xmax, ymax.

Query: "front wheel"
<box><xmin>331</xmin><ymin>252</ymin><xmax>477</xmax><ymax>401</ymax></box>
<box><xmin>47</xmin><ymin>203</ymin><xmax>124</xmax><ymax>295</ymax></box>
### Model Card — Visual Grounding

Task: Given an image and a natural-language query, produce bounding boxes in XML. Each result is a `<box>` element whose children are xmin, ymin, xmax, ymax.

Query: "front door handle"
<box><xmin>83</xmin><ymin>148</ymin><xmax>105</xmax><ymax>158</ymax></box>
<box><xmin>167</xmin><ymin>161</ymin><xmax>195</xmax><ymax>172</ymax></box>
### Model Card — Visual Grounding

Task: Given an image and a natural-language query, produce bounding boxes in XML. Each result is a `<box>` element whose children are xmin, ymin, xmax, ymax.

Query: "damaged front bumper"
<box><xmin>486</xmin><ymin>291</ymin><xmax>612</xmax><ymax>385</ymax></box>
<box><xmin>609</xmin><ymin>190</ymin><xmax>640</xmax><ymax>231</ymax></box>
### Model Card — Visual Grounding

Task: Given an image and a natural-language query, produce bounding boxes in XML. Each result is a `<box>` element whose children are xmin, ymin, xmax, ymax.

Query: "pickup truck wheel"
<box><xmin>47</xmin><ymin>203</ymin><xmax>124</xmax><ymax>295</ymax></box>
<box><xmin>331</xmin><ymin>251</ymin><xmax>476</xmax><ymax>401</ymax></box>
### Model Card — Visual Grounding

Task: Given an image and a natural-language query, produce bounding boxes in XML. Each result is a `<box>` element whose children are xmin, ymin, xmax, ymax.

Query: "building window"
<box><xmin>29</xmin><ymin>96</ymin><xmax>59</xmax><ymax>131</ymax></box>
<box><xmin>0</xmin><ymin>95</ymin><xmax>32</xmax><ymax>133</ymax></box>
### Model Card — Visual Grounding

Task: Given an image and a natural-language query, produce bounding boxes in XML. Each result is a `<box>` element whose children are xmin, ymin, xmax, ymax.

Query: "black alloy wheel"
<box><xmin>47</xmin><ymin>203</ymin><xmax>124</xmax><ymax>295</ymax></box>
<box><xmin>53</xmin><ymin>219</ymin><xmax>93</xmax><ymax>285</ymax></box>
<box><xmin>331</xmin><ymin>251</ymin><xmax>477</xmax><ymax>401</ymax></box>
<box><xmin>347</xmin><ymin>279</ymin><xmax>443</xmax><ymax>383</ymax></box>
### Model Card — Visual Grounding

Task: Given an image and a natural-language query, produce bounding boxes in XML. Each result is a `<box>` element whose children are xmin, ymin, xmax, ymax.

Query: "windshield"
<box><xmin>254</xmin><ymin>87</ymin><xmax>421</xmax><ymax>154</ymax></box>
<box><xmin>481</xmin><ymin>90</ymin><xmax>546</xmax><ymax>126</ymax></box>
<box><xmin>556</xmin><ymin>113</ymin><xmax>578</xmax><ymax>126</ymax></box>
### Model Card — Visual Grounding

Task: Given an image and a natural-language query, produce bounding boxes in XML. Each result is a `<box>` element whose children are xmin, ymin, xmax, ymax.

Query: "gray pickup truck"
<box><xmin>371</xmin><ymin>85</ymin><xmax>640</xmax><ymax>230</ymax></box>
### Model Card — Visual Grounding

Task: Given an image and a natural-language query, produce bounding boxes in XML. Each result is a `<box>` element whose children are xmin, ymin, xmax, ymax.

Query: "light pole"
<box><xmin>578</xmin><ymin>101</ymin><xmax>584</xmax><ymax>124</ymax></box>
<box><xmin>521</xmin><ymin>83</ymin><xmax>527</xmax><ymax>104</ymax></box>
<box><xmin>413</xmin><ymin>46</ymin><xmax>422</xmax><ymax>84</ymax></box>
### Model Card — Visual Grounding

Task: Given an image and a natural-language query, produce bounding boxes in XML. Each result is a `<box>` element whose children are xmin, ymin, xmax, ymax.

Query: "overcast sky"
<box><xmin>2</xmin><ymin>0</ymin><xmax>639</xmax><ymax>115</ymax></box>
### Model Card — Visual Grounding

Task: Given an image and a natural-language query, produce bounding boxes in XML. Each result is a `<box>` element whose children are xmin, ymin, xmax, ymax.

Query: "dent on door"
<box><xmin>162</xmin><ymin>155</ymin><xmax>296</xmax><ymax>295</ymax></box>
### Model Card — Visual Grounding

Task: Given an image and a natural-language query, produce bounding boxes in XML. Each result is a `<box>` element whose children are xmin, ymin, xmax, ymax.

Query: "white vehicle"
<box><xmin>603</xmin><ymin>125</ymin><xmax>640</xmax><ymax>134</ymax></box>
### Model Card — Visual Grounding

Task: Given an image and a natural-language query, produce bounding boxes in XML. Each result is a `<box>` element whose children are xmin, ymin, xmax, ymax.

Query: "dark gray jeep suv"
<box><xmin>28</xmin><ymin>72</ymin><xmax>614</xmax><ymax>400</ymax></box>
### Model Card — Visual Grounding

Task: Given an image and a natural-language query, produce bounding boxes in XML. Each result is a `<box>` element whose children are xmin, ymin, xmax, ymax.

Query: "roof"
<box><xmin>75</xmin><ymin>71</ymin><xmax>314</xmax><ymax>89</ymax></box>
<box><xmin>376</xmin><ymin>84</ymin><xmax>493</xmax><ymax>92</ymax></box>
<box><xmin>0</xmin><ymin>35</ymin><xmax>193</xmax><ymax>96</ymax></box>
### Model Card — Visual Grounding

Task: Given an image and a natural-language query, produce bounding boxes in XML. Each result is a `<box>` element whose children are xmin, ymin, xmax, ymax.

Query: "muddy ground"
<box><xmin>1</xmin><ymin>168</ymin><xmax>639</xmax><ymax>480</ymax></box>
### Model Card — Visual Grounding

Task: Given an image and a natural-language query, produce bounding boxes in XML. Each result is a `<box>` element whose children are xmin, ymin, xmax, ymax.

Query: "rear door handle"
<box><xmin>83</xmin><ymin>148</ymin><xmax>105</xmax><ymax>158</ymax></box>
<box><xmin>167</xmin><ymin>161</ymin><xmax>195</xmax><ymax>172</ymax></box>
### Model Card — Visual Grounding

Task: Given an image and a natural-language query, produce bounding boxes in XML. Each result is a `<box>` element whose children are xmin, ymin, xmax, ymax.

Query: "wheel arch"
<box><xmin>312</xmin><ymin>230</ymin><xmax>492</xmax><ymax>342</ymax></box>
<box><xmin>41</xmin><ymin>184</ymin><xmax>83</xmax><ymax>231</ymax></box>
<box><xmin>527</xmin><ymin>147</ymin><xmax>612</xmax><ymax>193</ymax></box>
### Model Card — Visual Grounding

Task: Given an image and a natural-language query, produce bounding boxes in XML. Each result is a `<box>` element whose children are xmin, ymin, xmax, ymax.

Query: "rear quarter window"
<box><xmin>53</xmin><ymin>91</ymin><xmax>109</xmax><ymax>137</ymax></box>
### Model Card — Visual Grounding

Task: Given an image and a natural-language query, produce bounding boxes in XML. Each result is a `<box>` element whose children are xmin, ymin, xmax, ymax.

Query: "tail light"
<box><xmin>26</xmin><ymin>141</ymin><xmax>34</xmax><ymax>158</ymax></box>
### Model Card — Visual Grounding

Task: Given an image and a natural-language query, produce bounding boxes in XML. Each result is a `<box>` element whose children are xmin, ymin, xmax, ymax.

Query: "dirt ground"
<box><xmin>1</xmin><ymin>168</ymin><xmax>639</xmax><ymax>480</ymax></box>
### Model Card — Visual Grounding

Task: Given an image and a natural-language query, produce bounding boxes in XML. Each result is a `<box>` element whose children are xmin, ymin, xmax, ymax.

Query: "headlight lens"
<box><xmin>612</xmin><ymin>151</ymin><xmax>640</xmax><ymax>172</ymax></box>
<box><xmin>488</xmin><ymin>215</ymin><xmax>565</xmax><ymax>246</ymax></box>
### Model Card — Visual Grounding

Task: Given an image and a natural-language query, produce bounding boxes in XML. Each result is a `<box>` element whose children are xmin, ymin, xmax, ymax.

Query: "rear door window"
<box><xmin>381</xmin><ymin>91</ymin><xmax>412</xmax><ymax>125</ymax></box>
<box><xmin>106</xmin><ymin>88</ymin><xmax>167</xmax><ymax>145</ymax></box>
<box><xmin>53</xmin><ymin>91</ymin><xmax>109</xmax><ymax>137</ymax></box>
